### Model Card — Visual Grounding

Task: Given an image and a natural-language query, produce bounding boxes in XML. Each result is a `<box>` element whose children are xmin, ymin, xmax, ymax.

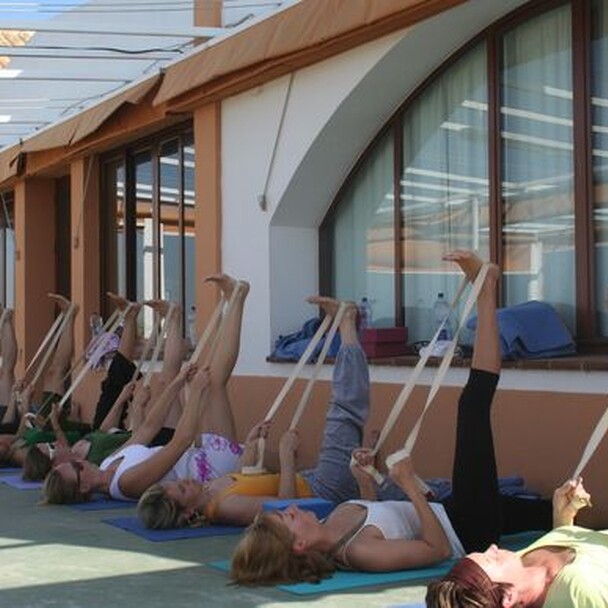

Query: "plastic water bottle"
<box><xmin>89</xmin><ymin>313</ymin><xmax>103</xmax><ymax>338</ymax></box>
<box><xmin>432</xmin><ymin>293</ymin><xmax>452</xmax><ymax>341</ymax></box>
<box><xmin>187</xmin><ymin>305</ymin><xmax>197</xmax><ymax>348</ymax></box>
<box><xmin>359</xmin><ymin>297</ymin><xmax>372</xmax><ymax>330</ymax></box>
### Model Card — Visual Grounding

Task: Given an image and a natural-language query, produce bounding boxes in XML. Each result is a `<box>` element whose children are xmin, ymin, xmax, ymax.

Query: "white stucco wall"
<box><xmin>219</xmin><ymin>0</ymin><xmax>608</xmax><ymax>394</ymax></box>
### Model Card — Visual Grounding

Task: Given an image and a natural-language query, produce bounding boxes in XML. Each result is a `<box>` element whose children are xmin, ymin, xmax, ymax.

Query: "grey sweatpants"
<box><xmin>301</xmin><ymin>343</ymin><xmax>370</xmax><ymax>503</ymax></box>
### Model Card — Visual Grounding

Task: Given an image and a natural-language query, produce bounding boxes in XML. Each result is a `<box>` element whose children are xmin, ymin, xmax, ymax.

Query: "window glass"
<box><xmin>501</xmin><ymin>5</ymin><xmax>575</xmax><ymax>330</ymax></box>
<box><xmin>401</xmin><ymin>43</ymin><xmax>488</xmax><ymax>343</ymax></box>
<box><xmin>159</xmin><ymin>139</ymin><xmax>180</xmax><ymax>303</ymax></box>
<box><xmin>134</xmin><ymin>150</ymin><xmax>154</xmax><ymax>336</ymax></box>
<box><xmin>325</xmin><ymin>131</ymin><xmax>395</xmax><ymax>327</ymax></box>
<box><xmin>101</xmin><ymin>127</ymin><xmax>194</xmax><ymax>335</ymax></box>
<box><xmin>183</xmin><ymin>133</ymin><xmax>196</xmax><ymax>343</ymax></box>
<box><xmin>592</xmin><ymin>0</ymin><xmax>608</xmax><ymax>337</ymax></box>
<box><xmin>0</xmin><ymin>191</ymin><xmax>15</xmax><ymax>307</ymax></box>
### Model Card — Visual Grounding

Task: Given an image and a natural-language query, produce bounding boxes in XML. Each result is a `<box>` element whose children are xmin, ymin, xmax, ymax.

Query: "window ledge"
<box><xmin>267</xmin><ymin>353</ymin><xmax>608</xmax><ymax>372</ymax></box>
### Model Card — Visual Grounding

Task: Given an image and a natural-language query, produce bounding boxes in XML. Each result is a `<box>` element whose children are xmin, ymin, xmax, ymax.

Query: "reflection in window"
<box><xmin>102</xmin><ymin>127</ymin><xmax>195</xmax><ymax>336</ymax></box>
<box><xmin>324</xmin><ymin>132</ymin><xmax>395</xmax><ymax>327</ymax></box>
<box><xmin>592</xmin><ymin>0</ymin><xmax>608</xmax><ymax>337</ymax></box>
<box><xmin>183</xmin><ymin>133</ymin><xmax>196</xmax><ymax>340</ymax></box>
<box><xmin>402</xmin><ymin>43</ymin><xmax>488</xmax><ymax>343</ymax></box>
<box><xmin>0</xmin><ymin>190</ymin><xmax>15</xmax><ymax>307</ymax></box>
<box><xmin>501</xmin><ymin>5</ymin><xmax>575</xmax><ymax>330</ymax></box>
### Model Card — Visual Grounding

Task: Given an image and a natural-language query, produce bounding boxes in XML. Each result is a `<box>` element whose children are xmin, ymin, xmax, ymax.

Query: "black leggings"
<box><xmin>442</xmin><ymin>369</ymin><xmax>552</xmax><ymax>552</ymax></box>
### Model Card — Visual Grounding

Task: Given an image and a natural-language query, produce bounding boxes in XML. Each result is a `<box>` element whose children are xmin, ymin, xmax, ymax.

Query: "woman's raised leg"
<box><xmin>303</xmin><ymin>298</ymin><xmax>369</xmax><ymax>504</ymax></box>
<box><xmin>195</xmin><ymin>275</ymin><xmax>249</xmax><ymax>441</ymax></box>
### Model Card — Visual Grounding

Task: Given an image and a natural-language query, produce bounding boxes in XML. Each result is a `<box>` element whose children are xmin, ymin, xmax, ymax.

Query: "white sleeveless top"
<box><xmin>99</xmin><ymin>433</ymin><xmax>243</xmax><ymax>501</ymax></box>
<box><xmin>344</xmin><ymin>500</ymin><xmax>465</xmax><ymax>558</ymax></box>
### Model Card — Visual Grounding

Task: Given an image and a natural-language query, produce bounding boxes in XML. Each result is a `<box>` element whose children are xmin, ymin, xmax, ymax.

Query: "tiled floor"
<box><xmin>0</xmin><ymin>475</ymin><xmax>427</xmax><ymax>607</ymax></box>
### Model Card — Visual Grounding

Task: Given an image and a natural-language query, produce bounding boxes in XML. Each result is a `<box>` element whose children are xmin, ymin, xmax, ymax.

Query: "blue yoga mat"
<box><xmin>0</xmin><ymin>474</ymin><xmax>43</xmax><ymax>490</ymax></box>
<box><xmin>71</xmin><ymin>495</ymin><xmax>135</xmax><ymax>511</ymax></box>
<box><xmin>0</xmin><ymin>467</ymin><xmax>22</xmax><ymax>474</ymax></box>
<box><xmin>211</xmin><ymin>530</ymin><xmax>546</xmax><ymax>595</ymax></box>
<box><xmin>103</xmin><ymin>516</ymin><xmax>245</xmax><ymax>542</ymax></box>
<box><xmin>211</xmin><ymin>559</ymin><xmax>452</xmax><ymax>594</ymax></box>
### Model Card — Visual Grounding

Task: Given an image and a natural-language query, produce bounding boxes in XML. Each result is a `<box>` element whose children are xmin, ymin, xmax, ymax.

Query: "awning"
<box><xmin>20</xmin><ymin>74</ymin><xmax>161</xmax><ymax>153</ymax></box>
<box><xmin>154</xmin><ymin>0</ymin><xmax>465</xmax><ymax>108</ymax></box>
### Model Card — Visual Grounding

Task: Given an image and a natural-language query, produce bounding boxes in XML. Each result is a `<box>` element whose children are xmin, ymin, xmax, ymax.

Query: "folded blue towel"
<box><xmin>272</xmin><ymin>317</ymin><xmax>341</xmax><ymax>361</ymax></box>
<box><xmin>467</xmin><ymin>301</ymin><xmax>575</xmax><ymax>359</ymax></box>
<box><xmin>425</xmin><ymin>476</ymin><xmax>540</xmax><ymax>501</ymax></box>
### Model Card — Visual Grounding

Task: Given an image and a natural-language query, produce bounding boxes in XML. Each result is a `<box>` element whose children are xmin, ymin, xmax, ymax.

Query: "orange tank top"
<box><xmin>205</xmin><ymin>473</ymin><xmax>312</xmax><ymax>521</ymax></box>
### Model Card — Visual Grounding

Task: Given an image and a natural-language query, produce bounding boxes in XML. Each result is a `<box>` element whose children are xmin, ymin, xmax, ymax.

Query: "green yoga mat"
<box><xmin>210</xmin><ymin>530</ymin><xmax>545</xmax><ymax>595</ymax></box>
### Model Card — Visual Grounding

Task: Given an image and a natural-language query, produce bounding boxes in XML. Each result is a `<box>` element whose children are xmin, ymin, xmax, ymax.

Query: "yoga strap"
<box><xmin>131</xmin><ymin>311</ymin><xmax>162</xmax><ymax>383</ymax></box>
<box><xmin>24</xmin><ymin>310</ymin><xmax>66</xmax><ymax>385</ymax></box>
<box><xmin>143</xmin><ymin>303</ymin><xmax>177</xmax><ymax>388</ymax></box>
<box><xmin>242</xmin><ymin>311</ymin><xmax>334</xmax><ymax>475</ymax></box>
<box><xmin>289</xmin><ymin>302</ymin><xmax>346</xmax><ymax>431</ymax></box>
<box><xmin>54</xmin><ymin>308</ymin><xmax>129</xmax><ymax>413</ymax></box>
<box><xmin>359</xmin><ymin>265</ymin><xmax>489</xmax><ymax>487</ymax></box>
<box><xmin>572</xmin><ymin>405</ymin><xmax>608</xmax><ymax>479</ymax></box>
<box><xmin>188</xmin><ymin>296</ymin><xmax>225</xmax><ymax>366</ymax></box>
<box><xmin>29</xmin><ymin>304</ymin><xmax>78</xmax><ymax>389</ymax></box>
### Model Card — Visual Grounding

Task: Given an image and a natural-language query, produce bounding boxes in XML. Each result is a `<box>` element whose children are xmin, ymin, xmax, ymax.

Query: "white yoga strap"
<box><xmin>23</xmin><ymin>311</ymin><xmax>66</xmax><ymax>384</ymax></box>
<box><xmin>131</xmin><ymin>313</ymin><xmax>162</xmax><ymax>383</ymax></box>
<box><xmin>58</xmin><ymin>308</ymin><xmax>122</xmax><ymax>392</ymax></box>
<box><xmin>360</xmin><ymin>265</ymin><xmax>490</xmax><ymax>487</ymax></box>
<box><xmin>572</xmin><ymin>405</ymin><xmax>608</xmax><ymax>479</ymax></box>
<box><xmin>188</xmin><ymin>295</ymin><xmax>226</xmax><ymax>366</ymax></box>
<box><xmin>242</xmin><ymin>311</ymin><xmax>334</xmax><ymax>475</ymax></box>
<box><xmin>142</xmin><ymin>304</ymin><xmax>177</xmax><ymax>388</ymax></box>
<box><xmin>28</xmin><ymin>306</ymin><xmax>77</xmax><ymax>389</ymax></box>
<box><xmin>54</xmin><ymin>308</ymin><xmax>129</xmax><ymax>413</ymax></box>
<box><xmin>289</xmin><ymin>302</ymin><xmax>347</xmax><ymax>431</ymax></box>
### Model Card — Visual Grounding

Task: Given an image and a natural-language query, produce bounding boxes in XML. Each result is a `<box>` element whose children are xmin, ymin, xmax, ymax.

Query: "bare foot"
<box><xmin>206</xmin><ymin>274</ymin><xmax>250</xmax><ymax>300</ymax></box>
<box><xmin>143</xmin><ymin>299</ymin><xmax>172</xmax><ymax>317</ymax></box>
<box><xmin>307</xmin><ymin>296</ymin><xmax>358</xmax><ymax>321</ymax></box>
<box><xmin>443</xmin><ymin>250</ymin><xmax>499</xmax><ymax>287</ymax></box>
<box><xmin>107</xmin><ymin>292</ymin><xmax>136</xmax><ymax>313</ymax></box>
<box><xmin>47</xmin><ymin>293</ymin><xmax>72</xmax><ymax>312</ymax></box>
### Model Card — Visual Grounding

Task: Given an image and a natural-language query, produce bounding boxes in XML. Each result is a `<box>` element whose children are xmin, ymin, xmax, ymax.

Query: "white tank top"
<box><xmin>99</xmin><ymin>433</ymin><xmax>243</xmax><ymax>501</ymax></box>
<box><xmin>344</xmin><ymin>500</ymin><xmax>465</xmax><ymax>558</ymax></box>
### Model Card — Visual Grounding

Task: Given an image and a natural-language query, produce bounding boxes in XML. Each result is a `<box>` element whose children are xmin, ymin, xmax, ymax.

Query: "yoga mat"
<box><xmin>103</xmin><ymin>516</ymin><xmax>244</xmax><ymax>542</ymax></box>
<box><xmin>211</xmin><ymin>530</ymin><xmax>546</xmax><ymax>595</ymax></box>
<box><xmin>0</xmin><ymin>467</ymin><xmax>21</xmax><ymax>474</ymax></box>
<box><xmin>210</xmin><ymin>559</ymin><xmax>452</xmax><ymax>594</ymax></box>
<box><xmin>263</xmin><ymin>497</ymin><xmax>335</xmax><ymax>519</ymax></box>
<box><xmin>0</xmin><ymin>474</ymin><xmax>43</xmax><ymax>490</ymax></box>
<box><xmin>71</xmin><ymin>495</ymin><xmax>136</xmax><ymax>511</ymax></box>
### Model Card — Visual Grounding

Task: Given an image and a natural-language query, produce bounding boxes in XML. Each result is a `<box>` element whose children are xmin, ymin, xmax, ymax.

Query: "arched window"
<box><xmin>321</xmin><ymin>0</ymin><xmax>608</xmax><ymax>350</ymax></box>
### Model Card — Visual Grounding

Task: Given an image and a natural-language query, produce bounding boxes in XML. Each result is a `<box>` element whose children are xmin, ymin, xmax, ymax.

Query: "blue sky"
<box><xmin>0</xmin><ymin>0</ymin><xmax>89</xmax><ymax>23</ymax></box>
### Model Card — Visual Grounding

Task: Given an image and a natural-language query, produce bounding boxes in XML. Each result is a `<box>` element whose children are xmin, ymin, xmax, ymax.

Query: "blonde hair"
<box><xmin>138</xmin><ymin>484</ymin><xmax>185</xmax><ymax>529</ymax></box>
<box><xmin>23</xmin><ymin>446</ymin><xmax>52</xmax><ymax>481</ymax></box>
<box><xmin>230</xmin><ymin>512</ymin><xmax>335</xmax><ymax>586</ymax></box>
<box><xmin>42</xmin><ymin>468</ymin><xmax>87</xmax><ymax>504</ymax></box>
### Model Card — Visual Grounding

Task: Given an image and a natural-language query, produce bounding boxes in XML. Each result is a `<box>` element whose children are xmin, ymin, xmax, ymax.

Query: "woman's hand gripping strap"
<box><xmin>241</xmin><ymin>312</ymin><xmax>334</xmax><ymax>476</ymax></box>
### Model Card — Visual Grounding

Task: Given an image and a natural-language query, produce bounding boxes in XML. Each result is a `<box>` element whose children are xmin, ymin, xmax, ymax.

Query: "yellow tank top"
<box><xmin>205</xmin><ymin>473</ymin><xmax>312</xmax><ymax>521</ymax></box>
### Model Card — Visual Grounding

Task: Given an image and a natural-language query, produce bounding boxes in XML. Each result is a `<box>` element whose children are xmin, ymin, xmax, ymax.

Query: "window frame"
<box><xmin>99</xmin><ymin>121</ymin><xmax>194</xmax><ymax>325</ymax></box>
<box><xmin>320</xmin><ymin>0</ymin><xmax>606</xmax><ymax>350</ymax></box>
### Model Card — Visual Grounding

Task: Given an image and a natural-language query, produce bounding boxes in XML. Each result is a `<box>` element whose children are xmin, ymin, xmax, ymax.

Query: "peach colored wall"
<box><xmin>14</xmin><ymin>178</ymin><xmax>57</xmax><ymax>377</ymax></box>
<box><xmin>227</xmin><ymin>375</ymin><xmax>608</xmax><ymax>529</ymax></box>
<box><xmin>193</xmin><ymin>104</ymin><xmax>222</xmax><ymax>331</ymax></box>
<box><xmin>70</xmin><ymin>157</ymin><xmax>101</xmax><ymax>354</ymax></box>
<box><xmin>72</xmin><ymin>367</ymin><xmax>608</xmax><ymax>529</ymax></box>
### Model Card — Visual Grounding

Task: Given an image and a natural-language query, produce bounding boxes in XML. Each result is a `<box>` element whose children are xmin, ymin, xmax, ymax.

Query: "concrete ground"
<box><xmin>0</xmin><ymin>475</ymin><xmax>428</xmax><ymax>608</ymax></box>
